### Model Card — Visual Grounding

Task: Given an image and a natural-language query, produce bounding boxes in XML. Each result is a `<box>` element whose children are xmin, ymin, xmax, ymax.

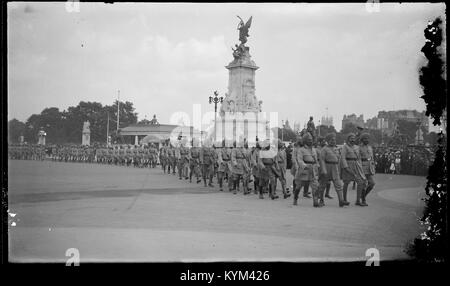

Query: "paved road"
<box><xmin>8</xmin><ymin>160</ymin><xmax>426</xmax><ymax>262</ymax></box>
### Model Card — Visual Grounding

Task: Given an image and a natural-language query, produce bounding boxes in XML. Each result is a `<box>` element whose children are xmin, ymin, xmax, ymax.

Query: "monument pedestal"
<box><xmin>214</xmin><ymin>113</ymin><xmax>270</xmax><ymax>146</ymax></box>
<box><xmin>82</xmin><ymin>132</ymin><xmax>90</xmax><ymax>146</ymax></box>
<box><xmin>38</xmin><ymin>130</ymin><xmax>46</xmax><ymax>145</ymax></box>
<box><xmin>206</xmin><ymin>16</ymin><xmax>274</xmax><ymax>146</ymax></box>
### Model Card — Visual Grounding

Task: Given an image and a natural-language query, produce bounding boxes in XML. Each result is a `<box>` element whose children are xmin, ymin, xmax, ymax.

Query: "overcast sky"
<box><xmin>7</xmin><ymin>2</ymin><xmax>445</xmax><ymax>131</ymax></box>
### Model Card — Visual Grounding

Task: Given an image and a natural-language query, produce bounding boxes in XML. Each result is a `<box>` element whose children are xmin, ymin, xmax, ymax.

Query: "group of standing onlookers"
<box><xmin>373</xmin><ymin>146</ymin><xmax>432</xmax><ymax>176</ymax></box>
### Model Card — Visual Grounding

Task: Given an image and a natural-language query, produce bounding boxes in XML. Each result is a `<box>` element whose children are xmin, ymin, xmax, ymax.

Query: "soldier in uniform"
<box><xmin>168</xmin><ymin>143</ymin><xmax>177</xmax><ymax>175</ymax></box>
<box><xmin>160</xmin><ymin>143</ymin><xmax>168</xmax><ymax>173</ymax></box>
<box><xmin>250</xmin><ymin>142</ymin><xmax>261</xmax><ymax>194</ymax></box>
<box><xmin>359</xmin><ymin>133</ymin><xmax>376</xmax><ymax>206</ymax></box>
<box><xmin>318</xmin><ymin>133</ymin><xmax>349</xmax><ymax>207</ymax></box>
<box><xmin>275</xmin><ymin>139</ymin><xmax>290</xmax><ymax>199</ymax></box>
<box><xmin>257</xmin><ymin>139</ymin><xmax>279</xmax><ymax>200</ymax></box>
<box><xmin>126</xmin><ymin>145</ymin><xmax>133</xmax><ymax>167</ymax></box>
<box><xmin>150</xmin><ymin>143</ymin><xmax>158</xmax><ymax>168</ymax></box>
<box><xmin>200</xmin><ymin>138</ymin><xmax>215</xmax><ymax>187</ymax></box>
<box><xmin>231</xmin><ymin>137</ymin><xmax>250</xmax><ymax>195</ymax></box>
<box><xmin>341</xmin><ymin>133</ymin><xmax>367</xmax><ymax>206</ymax></box>
<box><xmin>189</xmin><ymin>138</ymin><xmax>202</xmax><ymax>183</ymax></box>
<box><xmin>178</xmin><ymin>139</ymin><xmax>189</xmax><ymax>180</ymax></box>
<box><xmin>243</xmin><ymin>140</ymin><xmax>253</xmax><ymax>193</ymax></box>
<box><xmin>217</xmin><ymin>140</ymin><xmax>233</xmax><ymax>192</ymax></box>
<box><xmin>293</xmin><ymin>133</ymin><xmax>321</xmax><ymax>207</ymax></box>
<box><xmin>317</xmin><ymin>136</ymin><xmax>333</xmax><ymax>200</ymax></box>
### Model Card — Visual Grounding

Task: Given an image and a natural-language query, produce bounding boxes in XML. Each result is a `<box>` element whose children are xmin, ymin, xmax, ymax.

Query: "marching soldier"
<box><xmin>217</xmin><ymin>140</ymin><xmax>233</xmax><ymax>192</ymax></box>
<box><xmin>257</xmin><ymin>139</ymin><xmax>279</xmax><ymax>200</ymax></box>
<box><xmin>359</xmin><ymin>133</ymin><xmax>376</xmax><ymax>206</ymax></box>
<box><xmin>243</xmin><ymin>140</ymin><xmax>253</xmax><ymax>193</ymax></box>
<box><xmin>251</xmin><ymin>142</ymin><xmax>261</xmax><ymax>194</ymax></box>
<box><xmin>150</xmin><ymin>143</ymin><xmax>158</xmax><ymax>168</ymax></box>
<box><xmin>168</xmin><ymin>143</ymin><xmax>177</xmax><ymax>175</ymax></box>
<box><xmin>275</xmin><ymin>139</ymin><xmax>290</xmax><ymax>199</ymax></box>
<box><xmin>178</xmin><ymin>139</ymin><xmax>190</xmax><ymax>180</ymax></box>
<box><xmin>200</xmin><ymin>138</ymin><xmax>215</xmax><ymax>187</ymax></box>
<box><xmin>160</xmin><ymin>143</ymin><xmax>168</xmax><ymax>173</ymax></box>
<box><xmin>189</xmin><ymin>138</ymin><xmax>202</xmax><ymax>183</ymax></box>
<box><xmin>317</xmin><ymin>136</ymin><xmax>333</xmax><ymax>200</ymax></box>
<box><xmin>341</xmin><ymin>133</ymin><xmax>367</xmax><ymax>206</ymax></box>
<box><xmin>293</xmin><ymin>133</ymin><xmax>320</xmax><ymax>207</ymax></box>
<box><xmin>318</xmin><ymin>133</ymin><xmax>349</xmax><ymax>207</ymax></box>
<box><xmin>231</xmin><ymin>137</ymin><xmax>250</xmax><ymax>195</ymax></box>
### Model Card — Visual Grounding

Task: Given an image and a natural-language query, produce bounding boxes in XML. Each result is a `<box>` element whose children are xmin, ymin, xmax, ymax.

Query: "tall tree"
<box><xmin>407</xmin><ymin>17</ymin><xmax>447</xmax><ymax>263</ymax></box>
<box><xmin>8</xmin><ymin>119</ymin><xmax>26</xmax><ymax>143</ymax></box>
<box><xmin>419</xmin><ymin>18</ymin><xmax>446</xmax><ymax>126</ymax></box>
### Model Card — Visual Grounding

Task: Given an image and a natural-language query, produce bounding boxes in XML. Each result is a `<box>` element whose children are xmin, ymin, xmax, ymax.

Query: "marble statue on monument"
<box><xmin>214</xmin><ymin>16</ymin><xmax>269</xmax><ymax>146</ymax></box>
<box><xmin>82</xmin><ymin>121</ymin><xmax>91</xmax><ymax>146</ymax></box>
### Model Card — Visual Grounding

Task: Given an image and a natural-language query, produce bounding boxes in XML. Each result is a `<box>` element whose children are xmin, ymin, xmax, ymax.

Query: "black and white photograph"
<box><xmin>4</xmin><ymin>2</ymin><xmax>447</xmax><ymax>267</ymax></box>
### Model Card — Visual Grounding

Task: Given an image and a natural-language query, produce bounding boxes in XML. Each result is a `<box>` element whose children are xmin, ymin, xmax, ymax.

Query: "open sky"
<box><xmin>7</xmin><ymin>2</ymin><xmax>446</xmax><ymax>131</ymax></box>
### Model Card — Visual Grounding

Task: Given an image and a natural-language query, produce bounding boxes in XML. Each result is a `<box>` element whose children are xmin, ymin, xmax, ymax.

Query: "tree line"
<box><xmin>8</xmin><ymin>101</ymin><xmax>138</xmax><ymax>145</ymax></box>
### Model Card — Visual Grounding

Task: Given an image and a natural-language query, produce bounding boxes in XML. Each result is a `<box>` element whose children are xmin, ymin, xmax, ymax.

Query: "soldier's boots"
<box><xmin>361</xmin><ymin>187</ymin><xmax>371</xmax><ymax>206</ymax></box>
<box><xmin>282</xmin><ymin>185</ymin><xmax>291</xmax><ymax>199</ymax></box>
<box><xmin>343</xmin><ymin>187</ymin><xmax>349</xmax><ymax>204</ymax></box>
<box><xmin>355</xmin><ymin>187</ymin><xmax>367</xmax><ymax>206</ymax></box>
<box><xmin>313</xmin><ymin>194</ymin><xmax>321</xmax><ymax>207</ymax></box>
<box><xmin>258</xmin><ymin>186</ymin><xmax>264</xmax><ymax>199</ymax></box>
<box><xmin>270</xmin><ymin>186</ymin><xmax>279</xmax><ymax>200</ymax></box>
<box><xmin>303</xmin><ymin>190</ymin><xmax>312</xmax><ymax>198</ymax></box>
<box><xmin>337</xmin><ymin>191</ymin><xmax>349</xmax><ymax>207</ymax></box>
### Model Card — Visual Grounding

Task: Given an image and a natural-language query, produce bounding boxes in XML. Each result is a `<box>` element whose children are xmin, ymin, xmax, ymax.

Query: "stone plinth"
<box><xmin>210</xmin><ymin>111</ymin><xmax>273</xmax><ymax>147</ymax></box>
<box><xmin>82</xmin><ymin>131</ymin><xmax>90</xmax><ymax>146</ymax></box>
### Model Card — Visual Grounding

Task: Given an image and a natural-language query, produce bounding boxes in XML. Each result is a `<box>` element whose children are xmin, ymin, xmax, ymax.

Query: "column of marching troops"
<box><xmin>8</xmin><ymin>144</ymin><xmax>160</xmax><ymax>168</ymax></box>
<box><xmin>8</xmin><ymin>131</ymin><xmax>377</xmax><ymax>208</ymax></box>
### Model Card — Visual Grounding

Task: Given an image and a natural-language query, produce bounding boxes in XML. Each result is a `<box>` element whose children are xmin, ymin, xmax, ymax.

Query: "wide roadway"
<box><xmin>8</xmin><ymin>159</ymin><xmax>426</xmax><ymax>262</ymax></box>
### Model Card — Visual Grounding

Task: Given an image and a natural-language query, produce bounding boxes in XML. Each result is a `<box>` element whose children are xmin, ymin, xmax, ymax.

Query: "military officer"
<box><xmin>200</xmin><ymin>138</ymin><xmax>215</xmax><ymax>187</ymax></box>
<box><xmin>217</xmin><ymin>140</ymin><xmax>233</xmax><ymax>192</ymax></box>
<box><xmin>275</xmin><ymin>139</ymin><xmax>290</xmax><ymax>199</ymax></box>
<box><xmin>168</xmin><ymin>143</ymin><xmax>177</xmax><ymax>175</ymax></box>
<box><xmin>257</xmin><ymin>139</ymin><xmax>279</xmax><ymax>200</ymax></box>
<box><xmin>317</xmin><ymin>136</ymin><xmax>333</xmax><ymax>200</ymax></box>
<box><xmin>318</xmin><ymin>133</ymin><xmax>349</xmax><ymax>207</ymax></box>
<box><xmin>359</xmin><ymin>133</ymin><xmax>376</xmax><ymax>206</ymax></box>
<box><xmin>231</xmin><ymin>137</ymin><xmax>250</xmax><ymax>195</ymax></box>
<box><xmin>341</xmin><ymin>133</ymin><xmax>368</xmax><ymax>206</ymax></box>
<box><xmin>293</xmin><ymin>133</ymin><xmax>320</xmax><ymax>207</ymax></box>
<box><xmin>178</xmin><ymin>139</ymin><xmax>190</xmax><ymax>180</ymax></box>
<box><xmin>250</xmin><ymin>142</ymin><xmax>261</xmax><ymax>194</ymax></box>
<box><xmin>243</xmin><ymin>140</ymin><xmax>253</xmax><ymax>193</ymax></box>
<box><xmin>160</xmin><ymin>143</ymin><xmax>168</xmax><ymax>173</ymax></box>
<box><xmin>189</xmin><ymin>138</ymin><xmax>202</xmax><ymax>183</ymax></box>
<box><xmin>149</xmin><ymin>143</ymin><xmax>158</xmax><ymax>168</ymax></box>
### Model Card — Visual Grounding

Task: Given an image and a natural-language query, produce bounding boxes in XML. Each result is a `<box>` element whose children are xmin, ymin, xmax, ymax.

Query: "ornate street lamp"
<box><xmin>209</xmin><ymin>91</ymin><xmax>223</xmax><ymax>142</ymax></box>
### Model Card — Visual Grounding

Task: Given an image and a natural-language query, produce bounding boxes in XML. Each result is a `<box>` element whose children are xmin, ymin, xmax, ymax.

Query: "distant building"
<box><xmin>342</xmin><ymin>114</ymin><xmax>364</xmax><ymax>129</ymax></box>
<box><xmin>119</xmin><ymin>115</ymin><xmax>201</xmax><ymax>146</ymax></box>
<box><xmin>365</xmin><ymin>117</ymin><xmax>378</xmax><ymax>130</ymax></box>
<box><xmin>321</xmin><ymin>116</ymin><xmax>333</xmax><ymax>127</ymax></box>
<box><xmin>284</xmin><ymin>119</ymin><xmax>292</xmax><ymax>130</ymax></box>
<box><xmin>293</xmin><ymin>121</ymin><xmax>302</xmax><ymax>134</ymax></box>
<box><xmin>376</xmin><ymin>110</ymin><xmax>429</xmax><ymax>135</ymax></box>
